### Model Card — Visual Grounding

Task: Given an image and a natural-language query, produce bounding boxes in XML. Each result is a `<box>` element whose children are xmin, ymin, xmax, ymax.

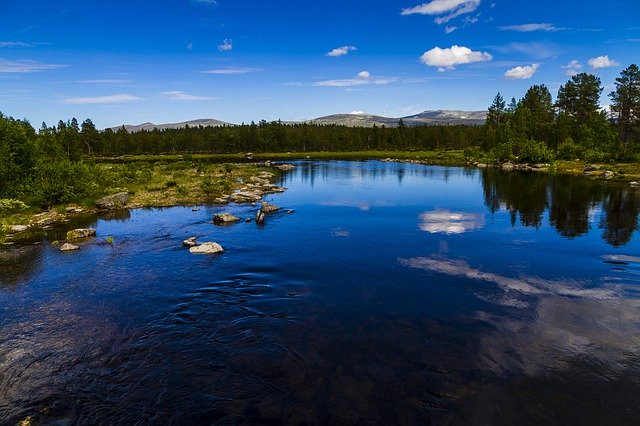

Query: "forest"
<box><xmin>0</xmin><ymin>64</ymin><xmax>638</xmax><ymax>211</ymax></box>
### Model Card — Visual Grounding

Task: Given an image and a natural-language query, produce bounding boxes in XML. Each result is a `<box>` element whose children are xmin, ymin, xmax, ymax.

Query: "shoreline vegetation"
<box><xmin>1</xmin><ymin>65</ymin><xmax>639</xmax><ymax>243</ymax></box>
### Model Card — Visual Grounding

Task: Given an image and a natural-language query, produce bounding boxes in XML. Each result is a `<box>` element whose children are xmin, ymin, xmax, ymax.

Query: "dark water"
<box><xmin>1</xmin><ymin>161</ymin><xmax>640</xmax><ymax>425</ymax></box>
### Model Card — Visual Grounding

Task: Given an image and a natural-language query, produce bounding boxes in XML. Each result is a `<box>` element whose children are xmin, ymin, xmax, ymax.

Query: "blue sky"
<box><xmin>1</xmin><ymin>0</ymin><xmax>638</xmax><ymax>128</ymax></box>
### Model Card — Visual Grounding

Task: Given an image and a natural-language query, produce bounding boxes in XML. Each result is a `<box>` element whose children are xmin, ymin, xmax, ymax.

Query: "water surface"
<box><xmin>1</xmin><ymin>161</ymin><xmax>639</xmax><ymax>424</ymax></box>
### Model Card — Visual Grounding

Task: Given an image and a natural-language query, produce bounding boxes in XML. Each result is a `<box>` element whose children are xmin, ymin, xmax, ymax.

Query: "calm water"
<box><xmin>1</xmin><ymin>160</ymin><xmax>640</xmax><ymax>425</ymax></box>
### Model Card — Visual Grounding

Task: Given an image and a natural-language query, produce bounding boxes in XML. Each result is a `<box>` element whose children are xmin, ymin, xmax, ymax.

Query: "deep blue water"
<box><xmin>1</xmin><ymin>160</ymin><xmax>640</xmax><ymax>425</ymax></box>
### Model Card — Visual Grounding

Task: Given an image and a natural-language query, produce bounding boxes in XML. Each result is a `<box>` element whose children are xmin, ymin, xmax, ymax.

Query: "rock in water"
<box><xmin>256</xmin><ymin>210</ymin><xmax>265</xmax><ymax>224</ymax></box>
<box><xmin>275</xmin><ymin>164</ymin><xmax>295</xmax><ymax>171</ymax></box>
<box><xmin>66</xmin><ymin>228</ymin><xmax>97</xmax><ymax>240</ymax></box>
<box><xmin>183</xmin><ymin>237</ymin><xmax>198</xmax><ymax>247</ymax></box>
<box><xmin>60</xmin><ymin>243</ymin><xmax>80</xmax><ymax>252</ymax></box>
<box><xmin>260</xmin><ymin>202</ymin><xmax>280</xmax><ymax>213</ymax></box>
<box><xmin>213</xmin><ymin>213</ymin><xmax>241</xmax><ymax>223</ymax></box>
<box><xmin>189</xmin><ymin>242</ymin><xmax>224</xmax><ymax>254</ymax></box>
<box><xmin>96</xmin><ymin>192</ymin><xmax>129</xmax><ymax>210</ymax></box>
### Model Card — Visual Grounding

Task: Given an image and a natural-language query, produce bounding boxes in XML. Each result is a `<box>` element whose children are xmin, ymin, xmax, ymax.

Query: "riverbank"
<box><xmin>0</xmin><ymin>161</ymin><xmax>289</xmax><ymax>245</ymax></box>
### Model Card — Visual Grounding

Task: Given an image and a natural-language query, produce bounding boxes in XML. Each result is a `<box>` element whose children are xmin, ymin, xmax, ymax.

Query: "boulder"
<box><xmin>584</xmin><ymin>164</ymin><xmax>600</xmax><ymax>172</ymax></box>
<box><xmin>10</xmin><ymin>225</ymin><xmax>28</xmax><ymax>233</ymax></box>
<box><xmin>183</xmin><ymin>237</ymin><xmax>198</xmax><ymax>247</ymax></box>
<box><xmin>189</xmin><ymin>242</ymin><xmax>224</xmax><ymax>254</ymax></box>
<box><xmin>477</xmin><ymin>163</ymin><xmax>487</xmax><ymax>168</ymax></box>
<box><xmin>256</xmin><ymin>210</ymin><xmax>265</xmax><ymax>224</ymax></box>
<box><xmin>65</xmin><ymin>206</ymin><xmax>84</xmax><ymax>214</ymax></box>
<box><xmin>213</xmin><ymin>213</ymin><xmax>241</xmax><ymax>223</ymax></box>
<box><xmin>229</xmin><ymin>191</ymin><xmax>262</xmax><ymax>203</ymax></box>
<box><xmin>245</xmin><ymin>218</ymin><xmax>253</xmax><ymax>222</ymax></box>
<box><xmin>275</xmin><ymin>163</ymin><xmax>295</xmax><ymax>171</ymax></box>
<box><xmin>501</xmin><ymin>163</ymin><xmax>515</xmax><ymax>171</ymax></box>
<box><xmin>630</xmin><ymin>181</ymin><xmax>639</xmax><ymax>187</ymax></box>
<box><xmin>601</xmin><ymin>170</ymin><xmax>614</xmax><ymax>179</ymax></box>
<box><xmin>96</xmin><ymin>192</ymin><xmax>129</xmax><ymax>210</ymax></box>
<box><xmin>66</xmin><ymin>228</ymin><xmax>96</xmax><ymax>240</ymax></box>
<box><xmin>60</xmin><ymin>243</ymin><xmax>80</xmax><ymax>252</ymax></box>
<box><xmin>212</xmin><ymin>197</ymin><xmax>229</xmax><ymax>204</ymax></box>
<box><xmin>260</xmin><ymin>202</ymin><xmax>280</xmax><ymax>213</ymax></box>
<box><xmin>245</xmin><ymin>152</ymin><xmax>254</xmax><ymax>160</ymax></box>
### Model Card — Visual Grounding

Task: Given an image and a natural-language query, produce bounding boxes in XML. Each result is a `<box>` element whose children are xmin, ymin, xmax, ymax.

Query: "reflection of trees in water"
<box><xmin>481</xmin><ymin>169</ymin><xmax>640</xmax><ymax>245</ymax></box>
<box><xmin>599</xmin><ymin>187</ymin><xmax>640</xmax><ymax>246</ymax></box>
<box><xmin>481</xmin><ymin>169</ymin><xmax>549</xmax><ymax>228</ymax></box>
<box><xmin>0</xmin><ymin>245</ymin><xmax>44</xmax><ymax>287</ymax></box>
<box><xmin>548</xmin><ymin>177</ymin><xmax>601</xmax><ymax>238</ymax></box>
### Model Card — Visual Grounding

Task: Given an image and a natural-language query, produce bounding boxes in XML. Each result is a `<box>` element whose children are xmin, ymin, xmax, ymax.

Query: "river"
<box><xmin>1</xmin><ymin>160</ymin><xmax>639</xmax><ymax>424</ymax></box>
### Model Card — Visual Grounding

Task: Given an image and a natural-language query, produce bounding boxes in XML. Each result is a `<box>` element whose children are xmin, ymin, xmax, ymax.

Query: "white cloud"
<box><xmin>420</xmin><ymin>45</ymin><xmax>492</xmax><ymax>70</ymax></box>
<box><xmin>326</xmin><ymin>45</ymin><xmax>357</xmax><ymax>57</ymax></box>
<box><xmin>588</xmin><ymin>55</ymin><xmax>619</xmax><ymax>69</ymax></box>
<box><xmin>218</xmin><ymin>39</ymin><xmax>233</xmax><ymax>52</ymax></box>
<box><xmin>401</xmin><ymin>0</ymin><xmax>481</xmax><ymax>25</ymax></box>
<box><xmin>186</xmin><ymin>42</ymin><xmax>193</xmax><ymax>51</ymax></box>
<box><xmin>562</xmin><ymin>60</ymin><xmax>582</xmax><ymax>76</ymax></box>
<box><xmin>0</xmin><ymin>41</ymin><xmax>33</xmax><ymax>47</ymax></box>
<box><xmin>350</xmin><ymin>111</ymin><xmax>365</xmax><ymax>115</ymax></box>
<box><xmin>192</xmin><ymin>0</ymin><xmax>217</xmax><ymax>5</ymax></box>
<box><xmin>62</xmin><ymin>94</ymin><xmax>144</xmax><ymax>104</ymax></box>
<box><xmin>357</xmin><ymin>70</ymin><xmax>370</xmax><ymax>79</ymax></box>
<box><xmin>0</xmin><ymin>59</ymin><xmax>66</xmax><ymax>73</ymax></box>
<box><xmin>419</xmin><ymin>210</ymin><xmax>485</xmax><ymax>234</ymax></box>
<box><xmin>498</xmin><ymin>23</ymin><xmax>564</xmax><ymax>32</ymax></box>
<box><xmin>200</xmin><ymin>68</ymin><xmax>260</xmax><ymax>74</ymax></box>
<box><xmin>445</xmin><ymin>26</ymin><xmax>458</xmax><ymax>33</ymax></box>
<box><xmin>160</xmin><ymin>91</ymin><xmax>213</xmax><ymax>101</ymax></box>
<box><xmin>504</xmin><ymin>63</ymin><xmax>540</xmax><ymax>79</ymax></box>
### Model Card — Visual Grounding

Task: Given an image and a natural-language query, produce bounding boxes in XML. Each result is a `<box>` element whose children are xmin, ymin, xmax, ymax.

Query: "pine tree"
<box><xmin>610</xmin><ymin>64</ymin><xmax>640</xmax><ymax>146</ymax></box>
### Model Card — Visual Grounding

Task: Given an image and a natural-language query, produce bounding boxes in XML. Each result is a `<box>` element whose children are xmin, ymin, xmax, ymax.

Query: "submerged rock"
<box><xmin>213</xmin><ymin>213</ymin><xmax>241</xmax><ymax>223</ymax></box>
<box><xmin>189</xmin><ymin>242</ymin><xmax>224</xmax><ymax>254</ymax></box>
<box><xmin>66</xmin><ymin>228</ymin><xmax>97</xmax><ymax>240</ymax></box>
<box><xmin>60</xmin><ymin>243</ymin><xmax>80</xmax><ymax>252</ymax></box>
<box><xmin>96</xmin><ymin>192</ymin><xmax>129</xmax><ymax>210</ymax></box>
<box><xmin>183</xmin><ymin>237</ymin><xmax>198</xmax><ymax>247</ymax></box>
<box><xmin>260</xmin><ymin>202</ymin><xmax>280</xmax><ymax>213</ymax></box>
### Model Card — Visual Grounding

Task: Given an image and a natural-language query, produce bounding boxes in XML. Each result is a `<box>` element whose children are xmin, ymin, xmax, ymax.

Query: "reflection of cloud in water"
<box><xmin>321</xmin><ymin>200</ymin><xmax>393</xmax><ymax>211</ymax></box>
<box><xmin>331</xmin><ymin>228</ymin><xmax>351</xmax><ymax>237</ymax></box>
<box><xmin>602</xmin><ymin>254</ymin><xmax>640</xmax><ymax>264</ymax></box>
<box><xmin>401</xmin><ymin>255</ymin><xmax>640</xmax><ymax>378</ymax></box>
<box><xmin>419</xmin><ymin>210</ymin><xmax>485</xmax><ymax>234</ymax></box>
<box><xmin>399</xmin><ymin>256</ymin><xmax>617</xmax><ymax>299</ymax></box>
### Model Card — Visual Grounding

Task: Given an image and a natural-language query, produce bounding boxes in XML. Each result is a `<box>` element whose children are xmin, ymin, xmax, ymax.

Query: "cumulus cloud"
<box><xmin>420</xmin><ymin>45</ymin><xmax>492</xmax><ymax>70</ymax></box>
<box><xmin>326</xmin><ymin>45</ymin><xmax>357</xmax><ymax>57</ymax></box>
<box><xmin>218</xmin><ymin>39</ymin><xmax>233</xmax><ymax>52</ymax></box>
<box><xmin>350</xmin><ymin>111</ymin><xmax>365</xmax><ymax>115</ymax></box>
<box><xmin>61</xmin><ymin>94</ymin><xmax>144</xmax><ymax>104</ymax></box>
<box><xmin>357</xmin><ymin>70</ymin><xmax>370</xmax><ymax>79</ymax></box>
<box><xmin>498</xmin><ymin>23</ymin><xmax>564</xmax><ymax>32</ymax></box>
<box><xmin>504</xmin><ymin>63</ymin><xmax>540</xmax><ymax>79</ymax></box>
<box><xmin>588</xmin><ymin>55</ymin><xmax>619</xmax><ymax>69</ymax></box>
<box><xmin>200</xmin><ymin>68</ymin><xmax>260</xmax><ymax>74</ymax></box>
<box><xmin>0</xmin><ymin>59</ymin><xmax>66</xmax><ymax>73</ymax></box>
<box><xmin>160</xmin><ymin>91</ymin><xmax>213</xmax><ymax>101</ymax></box>
<box><xmin>562</xmin><ymin>60</ymin><xmax>582</xmax><ymax>76</ymax></box>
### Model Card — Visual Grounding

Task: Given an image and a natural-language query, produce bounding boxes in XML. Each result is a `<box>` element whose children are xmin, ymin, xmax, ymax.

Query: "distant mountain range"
<box><xmin>110</xmin><ymin>110</ymin><xmax>487</xmax><ymax>132</ymax></box>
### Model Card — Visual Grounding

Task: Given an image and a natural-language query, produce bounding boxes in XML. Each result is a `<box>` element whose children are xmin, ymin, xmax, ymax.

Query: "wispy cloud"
<box><xmin>61</xmin><ymin>94</ymin><xmax>144</xmax><ymax>104</ymax></box>
<box><xmin>504</xmin><ymin>63</ymin><xmax>540</xmax><ymax>79</ymax></box>
<box><xmin>401</xmin><ymin>0</ymin><xmax>481</xmax><ymax>25</ymax></box>
<box><xmin>186</xmin><ymin>42</ymin><xmax>193</xmax><ymax>50</ymax></box>
<box><xmin>588</xmin><ymin>55</ymin><xmax>619</xmax><ymax>69</ymax></box>
<box><xmin>0</xmin><ymin>59</ymin><xmax>67</xmax><ymax>73</ymax></box>
<box><xmin>314</xmin><ymin>71</ymin><xmax>397</xmax><ymax>87</ymax></box>
<box><xmin>326</xmin><ymin>45</ymin><xmax>357</xmax><ymax>57</ymax></box>
<box><xmin>562</xmin><ymin>60</ymin><xmax>582</xmax><ymax>76</ymax></box>
<box><xmin>192</xmin><ymin>0</ymin><xmax>217</xmax><ymax>5</ymax></box>
<box><xmin>498</xmin><ymin>23</ymin><xmax>564</xmax><ymax>32</ymax></box>
<box><xmin>200</xmin><ymin>67</ymin><xmax>260</xmax><ymax>74</ymax></box>
<box><xmin>78</xmin><ymin>79</ymin><xmax>131</xmax><ymax>84</ymax></box>
<box><xmin>0</xmin><ymin>41</ymin><xmax>38</xmax><ymax>47</ymax></box>
<box><xmin>420</xmin><ymin>45</ymin><xmax>492</xmax><ymax>71</ymax></box>
<box><xmin>491</xmin><ymin>42</ymin><xmax>560</xmax><ymax>59</ymax></box>
<box><xmin>218</xmin><ymin>39</ymin><xmax>233</xmax><ymax>52</ymax></box>
<box><xmin>160</xmin><ymin>91</ymin><xmax>214</xmax><ymax>101</ymax></box>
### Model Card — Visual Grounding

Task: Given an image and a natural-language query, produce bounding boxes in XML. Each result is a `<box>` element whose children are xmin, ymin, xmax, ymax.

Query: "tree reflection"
<box><xmin>481</xmin><ymin>168</ymin><xmax>639</xmax><ymax>245</ymax></box>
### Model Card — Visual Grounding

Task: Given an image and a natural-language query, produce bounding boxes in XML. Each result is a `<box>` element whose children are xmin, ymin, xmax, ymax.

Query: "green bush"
<box><xmin>518</xmin><ymin>139</ymin><xmax>554</xmax><ymax>163</ymax></box>
<box><xmin>557</xmin><ymin>138</ymin><xmax>584</xmax><ymax>160</ymax></box>
<box><xmin>0</xmin><ymin>198</ymin><xmax>29</xmax><ymax>213</ymax></box>
<box><xmin>200</xmin><ymin>176</ymin><xmax>217</xmax><ymax>194</ymax></box>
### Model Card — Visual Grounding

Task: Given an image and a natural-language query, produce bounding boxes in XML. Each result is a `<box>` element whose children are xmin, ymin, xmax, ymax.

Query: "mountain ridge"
<box><xmin>110</xmin><ymin>110</ymin><xmax>487</xmax><ymax>132</ymax></box>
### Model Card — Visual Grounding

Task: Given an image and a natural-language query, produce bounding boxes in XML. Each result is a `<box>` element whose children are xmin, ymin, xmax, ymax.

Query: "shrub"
<box><xmin>518</xmin><ymin>139</ymin><xmax>554</xmax><ymax>163</ymax></box>
<box><xmin>0</xmin><ymin>198</ymin><xmax>29</xmax><ymax>213</ymax></box>
<box><xmin>557</xmin><ymin>138</ymin><xmax>584</xmax><ymax>160</ymax></box>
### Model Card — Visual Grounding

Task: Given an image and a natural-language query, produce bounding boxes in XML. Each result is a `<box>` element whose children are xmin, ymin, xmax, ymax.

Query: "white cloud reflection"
<box><xmin>419</xmin><ymin>210</ymin><xmax>485</xmax><ymax>234</ymax></box>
